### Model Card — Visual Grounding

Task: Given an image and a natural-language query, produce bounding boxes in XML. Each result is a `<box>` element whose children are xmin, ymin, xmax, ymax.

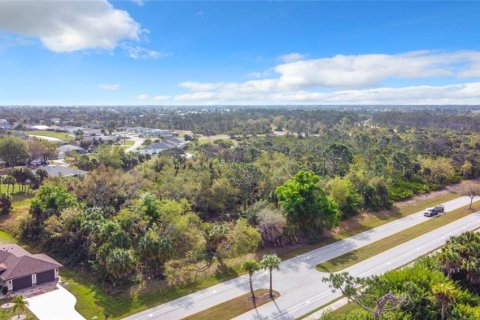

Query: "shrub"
<box><xmin>388</xmin><ymin>179</ymin><xmax>430</xmax><ymax>201</ymax></box>
<box><xmin>0</xmin><ymin>193</ymin><xmax>12</xmax><ymax>215</ymax></box>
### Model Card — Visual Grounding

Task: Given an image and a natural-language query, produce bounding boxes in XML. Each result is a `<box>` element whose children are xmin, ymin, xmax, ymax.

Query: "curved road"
<box><xmin>124</xmin><ymin>196</ymin><xmax>479</xmax><ymax>320</ymax></box>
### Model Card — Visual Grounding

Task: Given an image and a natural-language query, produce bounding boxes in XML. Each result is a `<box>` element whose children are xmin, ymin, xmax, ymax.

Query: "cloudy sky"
<box><xmin>0</xmin><ymin>1</ymin><xmax>479</xmax><ymax>105</ymax></box>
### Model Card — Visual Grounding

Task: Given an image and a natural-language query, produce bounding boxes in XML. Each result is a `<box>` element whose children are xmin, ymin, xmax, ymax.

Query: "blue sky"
<box><xmin>0</xmin><ymin>1</ymin><xmax>480</xmax><ymax>105</ymax></box>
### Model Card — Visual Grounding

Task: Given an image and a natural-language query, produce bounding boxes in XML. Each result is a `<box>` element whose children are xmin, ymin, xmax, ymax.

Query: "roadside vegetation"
<box><xmin>322</xmin><ymin>231</ymin><xmax>480</xmax><ymax>320</ymax></box>
<box><xmin>316</xmin><ymin>201</ymin><xmax>480</xmax><ymax>273</ymax></box>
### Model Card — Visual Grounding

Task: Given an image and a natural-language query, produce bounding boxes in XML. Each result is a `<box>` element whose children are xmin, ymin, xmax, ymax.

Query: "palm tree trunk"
<box><xmin>249</xmin><ymin>275</ymin><xmax>255</xmax><ymax>301</ymax></box>
<box><xmin>269</xmin><ymin>269</ymin><xmax>273</xmax><ymax>298</ymax></box>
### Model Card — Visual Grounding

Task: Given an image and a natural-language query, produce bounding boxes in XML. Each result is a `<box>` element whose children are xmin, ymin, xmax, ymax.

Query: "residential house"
<box><xmin>0</xmin><ymin>244</ymin><xmax>62</xmax><ymax>292</ymax></box>
<box><xmin>138</xmin><ymin>136</ymin><xmax>187</xmax><ymax>155</ymax></box>
<box><xmin>33</xmin><ymin>165</ymin><xmax>87</xmax><ymax>177</ymax></box>
<box><xmin>0</xmin><ymin>119</ymin><xmax>11</xmax><ymax>130</ymax></box>
<box><xmin>57</xmin><ymin>144</ymin><xmax>86</xmax><ymax>159</ymax></box>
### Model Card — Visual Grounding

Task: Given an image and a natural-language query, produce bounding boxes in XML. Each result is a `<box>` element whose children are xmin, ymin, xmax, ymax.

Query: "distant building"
<box><xmin>81</xmin><ymin>135</ymin><xmax>120</xmax><ymax>143</ymax></box>
<box><xmin>34</xmin><ymin>165</ymin><xmax>87</xmax><ymax>177</ymax></box>
<box><xmin>0</xmin><ymin>244</ymin><xmax>62</xmax><ymax>292</ymax></box>
<box><xmin>126</xmin><ymin>127</ymin><xmax>176</xmax><ymax>138</ymax></box>
<box><xmin>56</xmin><ymin>144</ymin><xmax>86</xmax><ymax>159</ymax></box>
<box><xmin>138</xmin><ymin>136</ymin><xmax>187</xmax><ymax>155</ymax></box>
<box><xmin>0</xmin><ymin>119</ymin><xmax>11</xmax><ymax>130</ymax></box>
<box><xmin>30</xmin><ymin>125</ymin><xmax>50</xmax><ymax>130</ymax></box>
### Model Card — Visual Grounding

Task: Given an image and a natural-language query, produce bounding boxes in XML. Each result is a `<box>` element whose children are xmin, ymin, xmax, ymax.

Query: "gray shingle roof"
<box><xmin>0</xmin><ymin>244</ymin><xmax>62</xmax><ymax>281</ymax></box>
<box><xmin>34</xmin><ymin>165</ymin><xmax>87</xmax><ymax>177</ymax></box>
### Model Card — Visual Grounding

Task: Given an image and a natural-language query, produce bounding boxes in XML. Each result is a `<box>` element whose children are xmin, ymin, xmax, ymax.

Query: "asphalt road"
<box><xmin>123</xmin><ymin>196</ymin><xmax>479</xmax><ymax>320</ymax></box>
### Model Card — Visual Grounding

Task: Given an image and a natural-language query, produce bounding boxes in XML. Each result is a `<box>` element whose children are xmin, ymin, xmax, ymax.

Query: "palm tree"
<box><xmin>260</xmin><ymin>254</ymin><xmax>281</xmax><ymax>298</ymax></box>
<box><xmin>242</xmin><ymin>259</ymin><xmax>261</xmax><ymax>301</ymax></box>
<box><xmin>432</xmin><ymin>282</ymin><xmax>458</xmax><ymax>320</ymax></box>
<box><xmin>3</xmin><ymin>175</ymin><xmax>15</xmax><ymax>194</ymax></box>
<box><xmin>12</xmin><ymin>295</ymin><xmax>28</xmax><ymax>319</ymax></box>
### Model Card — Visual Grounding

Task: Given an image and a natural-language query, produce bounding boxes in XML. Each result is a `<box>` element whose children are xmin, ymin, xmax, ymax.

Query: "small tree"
<box><xmin>276</xmin><ymin>170</ymin><xmax>339</xmax><ymax>235</ymax></box>
<box><xmin>242</xmin><ymin>259</ymin><xmax>261</xmax><ymax>301</ymax></box>
<box><xmin>461</xmin><ymin>183</ymin><xmax>480</xmax><ymax>210</ymax></box>
<box><xmin>3</xmin><ymin>175</ymin><xmax>15</xmax><ymax>194</ymax></box>
<box><xmin>260</xmin><ymin>254</ymin><xmax>281</xmax><ymax>298</ymax></box>
<box><xmin>0</xmin><ymin>194</ymin><xmax>12</xmax><ymax>215</ymax></box>
<box><xmin>36</xmin><ymin>168</ymin><xmax>48</xmax><ymax>182</ymax></box>
<box><xmin>323</xmin><ymin>272</ymin><xmax>406</xmax><ymax>320</ymax></box>
<box><xmin>432</xmin><ymin>282</ymin><xmax>458</xmax><ymax>320</ymax></box>
<box><xmin>12</xmin><ymin>294</ymin><xmax>29</xmax><ymax>318</ymax></box>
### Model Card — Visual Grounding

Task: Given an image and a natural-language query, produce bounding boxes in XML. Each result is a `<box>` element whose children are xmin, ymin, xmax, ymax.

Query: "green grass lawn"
<box><xmin>60</xmin><ymin>263</ymin><xmax>244</xmax><ymax>319</ymax></box>
<box><xmin>119</xmin><ymin>139</ymin><xmax>135</xmax><ymax>149</ymax></box>
<box><xmin>325</xmin><ymin>301</ymin><xmax>359</xmax><ymax>317</ymax></box>
<box><xmin>183</xmin><ymin>289</ymin><xmax>279</xmax><ymax>320</ymax></box>
<box><xmin>0</xmin><ymin>230</ymin><xmax>17</xmax><ymax>244</ymax></box>
<box><xmin>24</xmin><ymin>130</ymin><xmax>73</xmax><ymax>141</ymax></box>
<box><xmin>316</xmin><ymin>201</ymin><xmax>480</xmax><ymax>273</ymax></box>
<box><xmin>0</xmin><ymin>308</ymin><xmax>38</xmax><ymax>320</ymax></box>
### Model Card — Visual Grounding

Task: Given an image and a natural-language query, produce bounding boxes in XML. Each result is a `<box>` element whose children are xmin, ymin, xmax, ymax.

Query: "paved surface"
<box><xmin>26</xmin><ymin>284</ymin><xmax>85</xmax><ymax>320</ymax></box>
<box><xmin>124</xmin><ymin>196</ymin><xmax>479</xmax><ymax>320</ymax></box>
<box><xmin>303</xmin><ymin>297</ymin><xmax>349</xmax><ymax>320</ymax></box>
<box><xmin>28</xmin><ymin>135</ymin><xmax>64</xmax><ymax>142</ymax></box>
<box><xmin>126</xmin><ymin>136</ymin><xmax>145</xmax><ymax>153</ymax></box>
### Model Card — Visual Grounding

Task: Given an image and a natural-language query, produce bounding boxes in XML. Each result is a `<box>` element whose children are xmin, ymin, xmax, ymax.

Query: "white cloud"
<box><xmin>99</xmin><ymin>84</ymin><xmax>120</xmax><ymax>91</ymax></box>
<box><xmin>278</xmin><ymin>52</ymin><xmax>306</xmax><ymax>63</ymax></box>
<box><xmin>169</xmin><ymin>82</ymin><xmax>480</xmax><ymax>105</ymax></box>
<box><xmin>153</xmin><ymin>95</ymin><xmax>171</xmax><ymax>101</ymax></box>
<box><xmin>181</xmin><ymin>50</ymin><xmax>480</xmax><ymax>95</ymax></box>
<box><xmin>123</xmin><ymin>45</ymin><xmax>171</xmax><ymax>59</ymax></box>
<box><xmin>136</xmin><ymin>94</ymin><xmax>150</xmax><ymax>100</ymax></box>
<box><xmin>135</xmin><ymin>94</ymin><xmax>172</xmax><ymax>102</ymax></box>
<box><xmin>0</xmin><ymin>0</ymin><xmax>141</xmax><ymax>52</ymax></box>
<box><xmin>273</xmin><ymin>51</ymin><xmax>480</xmax><ymax>89</ymax></box>
<box><xmin>132</xmin><ymin>0</ymin><xmax>145</xmax><ymax>6</ymax></box>
<box><xmin>168</xmin><ymin>50</ymin><xmax>480</xmax><ymax>104</ymax></box>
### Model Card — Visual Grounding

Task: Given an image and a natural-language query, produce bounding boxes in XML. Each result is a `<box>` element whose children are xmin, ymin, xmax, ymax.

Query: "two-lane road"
<box><xmin>124</xmin><ymin>196</ymin><xmax>479</xmax><ymax>320</ymax></box>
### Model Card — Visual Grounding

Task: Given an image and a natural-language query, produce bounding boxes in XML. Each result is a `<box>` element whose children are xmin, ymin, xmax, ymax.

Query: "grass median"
<box><xmin>182</xmin><ymin>289</ymin><xmax>280</xmax><ymax>320</ymax></box>
<box><xmin>316</xmin><ymin>202</ymin><xmax>480</xmax><ymax>273</ymax></box>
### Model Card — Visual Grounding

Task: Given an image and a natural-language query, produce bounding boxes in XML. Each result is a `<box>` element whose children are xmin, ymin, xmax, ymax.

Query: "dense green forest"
<box><xmin>1</xmin><ymin>106</ymin><xmax>480</xmax><ymax>291</ymax></box>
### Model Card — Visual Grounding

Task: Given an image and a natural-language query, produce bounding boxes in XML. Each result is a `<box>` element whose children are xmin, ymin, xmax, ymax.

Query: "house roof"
<box><xmin>57</xmin><ymin>144</ymin><xmax>85</xmax><ymax>153</ymax></box>
<box><xmin>0</xmin><ymin>244</ymin><xmax>62</xmax><ymax>281</ymax></box>
<box><xmin>142</xmin><ymin>137</ymin><xmax>186</xmax><ymax>150</ymax></box>
<box><xmin>34</xmin><ymin>165</ymin><xmax>87</xmax><ymax>177</ymax></box>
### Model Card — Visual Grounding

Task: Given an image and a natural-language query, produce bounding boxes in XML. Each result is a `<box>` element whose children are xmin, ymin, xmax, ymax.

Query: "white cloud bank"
<box><xmin>0</xmin><ymin>0</ymin><xmax>150</xmax><ymax>54</ymax></box>
<box><xmin>99</xmin><ymin>84</ymin><xmax>120</xmax><ymax>91</ymax></box>
<box><xmin>278</xmin><ymin>52</ymin><xmax>307</xmax><ymax>63</ymax></box>
<box><xmin>140</xmin><ymin>51</ymin><xmax>480</xmax><ymax>104</ymax></box>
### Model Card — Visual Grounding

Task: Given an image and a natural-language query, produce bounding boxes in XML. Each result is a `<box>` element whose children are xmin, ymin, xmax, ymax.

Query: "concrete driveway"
<box><xmin>26</xmin><ymin>284</ymin><xmax>84</xmax><ymax>320</ymax></box>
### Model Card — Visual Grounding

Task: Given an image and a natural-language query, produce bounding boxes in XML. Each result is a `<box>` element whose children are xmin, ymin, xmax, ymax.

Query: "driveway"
<box><xmin>26</xmin><ymin>284</ymin><xmax>84</xmax><ymax>320</ymax></box>
<box><xmin>124</xmin><ymin>196</ymin><xmax>480</xmax><ymax>320</ymax></box>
